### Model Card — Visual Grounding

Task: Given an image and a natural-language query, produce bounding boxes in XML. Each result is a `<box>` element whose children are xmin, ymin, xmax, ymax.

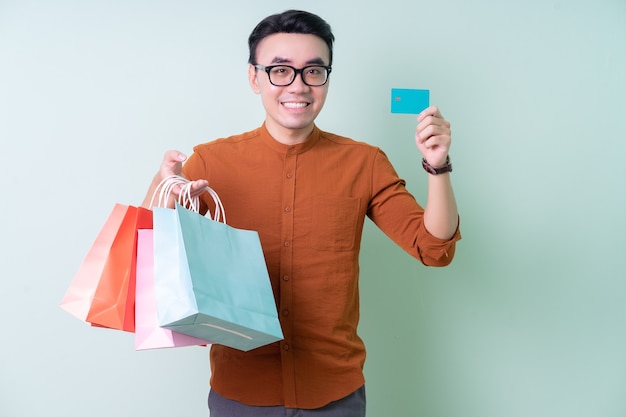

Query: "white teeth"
<box><xmin>282</xmin><ymin>102</ymin><xmax>308</xmax><ymax>108</ymax></box>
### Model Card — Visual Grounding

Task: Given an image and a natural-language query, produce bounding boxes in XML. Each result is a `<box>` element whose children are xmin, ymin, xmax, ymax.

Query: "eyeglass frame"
<box><xmin>253</xmin><ymin>64</ymin><xmax>332</xmax><ymax>87</ymax></box>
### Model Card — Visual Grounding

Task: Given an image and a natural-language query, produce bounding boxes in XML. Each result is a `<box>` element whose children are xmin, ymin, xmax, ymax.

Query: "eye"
<box><xmin>270</xmin><ymin>66</ymin><xmax>291</xmax><ymax>75</ymax></box>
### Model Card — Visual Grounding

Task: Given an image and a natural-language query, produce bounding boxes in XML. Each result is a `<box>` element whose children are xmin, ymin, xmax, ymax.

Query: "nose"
<box><xmin>287</xmin><ymin>71</ymin><xmax>310</xmax><ymax>93</ymax></box>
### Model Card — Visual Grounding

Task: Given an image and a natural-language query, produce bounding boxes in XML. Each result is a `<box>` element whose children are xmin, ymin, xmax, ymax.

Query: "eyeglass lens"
<box><xmin>268</xmin><ymin>66</ymin><xmax>329</xmax><ymax>86</ymax></box>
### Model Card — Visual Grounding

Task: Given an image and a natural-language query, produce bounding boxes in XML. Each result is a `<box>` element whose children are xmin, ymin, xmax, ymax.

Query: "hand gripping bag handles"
<box><xmin>60</xmin><ymin>204</ymin><xmax>152</xmax><ymax>332</ymax></box>
<box><xmin>152</xmin><ymin>176</ymin><xmax>284</xmax><ymax>351</ymax></box>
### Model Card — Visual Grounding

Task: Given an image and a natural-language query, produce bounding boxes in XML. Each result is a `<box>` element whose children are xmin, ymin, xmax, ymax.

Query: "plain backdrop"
<box><xmin>1</xmin><ymin>1</ymin><xmax>625</xmax><ymax>416</ymax></box>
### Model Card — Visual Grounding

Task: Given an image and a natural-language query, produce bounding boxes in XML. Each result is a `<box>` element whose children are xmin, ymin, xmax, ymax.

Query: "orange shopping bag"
<box><xmin>60</xmin><ymin>204</ymin><xmax>152</xmax><ymax>332</ymax></box>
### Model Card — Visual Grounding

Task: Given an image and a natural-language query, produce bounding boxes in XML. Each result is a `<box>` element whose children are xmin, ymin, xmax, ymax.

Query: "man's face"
<box><xmin>249</xmin><ymin>33</ymin><xmax>330</xmax><ymax>142</ymax></box>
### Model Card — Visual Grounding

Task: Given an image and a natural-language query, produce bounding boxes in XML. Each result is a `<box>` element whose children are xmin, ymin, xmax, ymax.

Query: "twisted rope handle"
<box><xmin>149</xmin><ymin>175</ymin><xmax>226</xmax><ymax>224</ymax></box>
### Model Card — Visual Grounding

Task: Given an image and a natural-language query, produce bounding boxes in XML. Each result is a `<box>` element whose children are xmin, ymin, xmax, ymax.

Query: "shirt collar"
<box><xmin>260</xmin><ymin>123</ymin><xmax>321</xmax><ymax>155</ymax></box>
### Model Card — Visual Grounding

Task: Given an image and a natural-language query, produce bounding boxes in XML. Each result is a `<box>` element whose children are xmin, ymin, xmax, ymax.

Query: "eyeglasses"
<box><xmin>254</xmin><ymin>64</ymin><xmax>332</xmax><ymax>87</ymax></box>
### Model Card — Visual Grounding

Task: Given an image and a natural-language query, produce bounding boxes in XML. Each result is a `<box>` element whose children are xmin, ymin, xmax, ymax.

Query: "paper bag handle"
<box><xmin>150</xmin><ymin>175</ymin><xmax>226</xmax><ymax>224</ymax></box>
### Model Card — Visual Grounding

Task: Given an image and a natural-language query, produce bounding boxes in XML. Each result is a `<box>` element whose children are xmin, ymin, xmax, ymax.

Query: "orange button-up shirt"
<box><xmin>182</xmin><ymin>124</ymin><xmax>461</xmax><ymax>409</ymax></box>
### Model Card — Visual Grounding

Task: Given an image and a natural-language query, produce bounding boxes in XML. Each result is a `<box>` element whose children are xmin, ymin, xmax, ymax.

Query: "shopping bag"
<box><xmin>60</xmin><ymin>204</ymin><xmax>127</xmax><ymax>322</ymax></box>
<box><xmin>60</xmin><ymin>204</ymin><xmax>152</xmax><ymax>332</ymax></box>
<box><xmin>86</xmin><ymin>206</ymin><xmax>152</xmax><ymax>331</ymax></box>
<box><xmin>134</xmin><ymin>229</ymin><xmax>208</xmax><ymax>350</ymax></box>
<box><xmin>153</xmin><ymin>201</ymin><xmax>283</xmax><ymax>352</ymax></box>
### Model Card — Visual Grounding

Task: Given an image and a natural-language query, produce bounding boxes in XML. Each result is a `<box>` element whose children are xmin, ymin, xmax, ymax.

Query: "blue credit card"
<box><xmin>390</xmin><ymin>88</ymin><xmax>430</xmax><ymax>114</ymax></box>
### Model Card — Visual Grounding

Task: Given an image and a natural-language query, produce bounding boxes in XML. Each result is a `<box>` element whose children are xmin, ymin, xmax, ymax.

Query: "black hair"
<box><xmin>248</xmin><ymin>10</ymin><xmax>335</xmax><ymax>65</ymax></box>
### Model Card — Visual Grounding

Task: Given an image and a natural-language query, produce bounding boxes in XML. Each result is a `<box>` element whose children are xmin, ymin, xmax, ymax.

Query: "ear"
<box><xmin>248</xmin><ymin>64</ymin><xmax>261</xmax><ymax>94</ymax></box>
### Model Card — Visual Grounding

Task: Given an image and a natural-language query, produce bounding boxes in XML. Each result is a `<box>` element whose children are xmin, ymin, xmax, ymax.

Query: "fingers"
<box><xmin>417</xmin><ymin>106</ymin><xmax>449</xmax><ymax>131</ymax></box>
<box><xmin>160</xmin><ymin>150</ymin><xmax>187</xmax><ymax>178</ymax></box>
<box><xmin>415</xmin><ymin>106</ymin><xmax>452</xmax><ymax>166</ymax></box>
<box><xmin>189</xmin><ymin>179</ymin><xmax>209</xmax><ymax>196</ymax></box>
<box><xmin>161</xmin><ymin>151</ymin><xmax>207</xmax><ymax>194</ymax></box>
<box><xmin>415</xmin><ymin>106</ymin><xmax>451</xmax><ymax>146</ymax></box>
<box><xmin>159</xmin><ymin>151</ymin><xmax>208</xmax><ymax>192</ymax></box>
<box><xmin>417</xmin><ymin>105</ymin><xmax>442</xmax><ymax>122</ymax></box>
<box><xmin>163</xmin><ymin>150</ymin><xmax>187</xmax><ymax>168</ymax></box>
<box><xmin>417</xmin><ymin>123</ymin><xmax>450</xmax><ymax>141</ymax></box>
<box><xmin>170</xmin><ymin>179</ymin><xmax>208</xmax><ymax>202</ymax></box>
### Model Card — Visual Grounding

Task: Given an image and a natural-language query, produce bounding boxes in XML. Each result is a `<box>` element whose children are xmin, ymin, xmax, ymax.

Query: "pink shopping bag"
<box><xmin>134</xmin><ymin>229</ymin><xmax>208</xmax><ymax>350</ymax></box>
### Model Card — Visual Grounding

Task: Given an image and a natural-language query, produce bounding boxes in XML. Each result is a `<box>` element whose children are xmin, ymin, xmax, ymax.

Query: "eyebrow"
<box><xmin>270</xmin><ymin>56</ymin><xmax>328</xmax><ymax>66</ymax></box>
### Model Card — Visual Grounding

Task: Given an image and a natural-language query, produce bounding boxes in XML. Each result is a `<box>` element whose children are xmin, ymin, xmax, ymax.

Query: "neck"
<box><xmin>265</xmin><ymin>122</ymin><xmax>315</xmax><ymax>145</ymax></box>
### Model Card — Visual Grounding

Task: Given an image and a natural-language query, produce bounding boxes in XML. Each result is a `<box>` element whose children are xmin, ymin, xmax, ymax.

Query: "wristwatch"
<box><xmin>422</xmin><ymin>155</ymin><xmax>453</xmax><ymax>175</ymax></box>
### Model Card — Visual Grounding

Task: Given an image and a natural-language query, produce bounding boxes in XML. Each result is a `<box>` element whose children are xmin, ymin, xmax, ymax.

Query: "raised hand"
<box><xmin>415</xmin><ymin>105</ymin><xmax>451</xmax><ymax>168</ymax></box>
<box><xmin>142</xmin><ymin>150</ymin><xmax>209</xmax><ymax>208</ymax></box>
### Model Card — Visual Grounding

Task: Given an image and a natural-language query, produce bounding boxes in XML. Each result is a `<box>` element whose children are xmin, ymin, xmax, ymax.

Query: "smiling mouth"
<box><xmin>282</xmin><ymin>102</ymin><xmax>310</xmax><ymax>109</ymax></box>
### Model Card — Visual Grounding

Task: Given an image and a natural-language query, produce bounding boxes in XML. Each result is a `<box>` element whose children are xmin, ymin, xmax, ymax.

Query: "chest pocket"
<box><xmin>311</xmin><ymin>197</ymin><xmax>361</xmax><ymax>251</ymax></box>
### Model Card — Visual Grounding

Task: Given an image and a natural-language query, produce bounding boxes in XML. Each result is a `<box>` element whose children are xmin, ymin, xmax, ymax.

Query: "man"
<box><xmin>142</xmin><ymin>9</ymin><xmax>460</xmax><ymax>417</ymax></box>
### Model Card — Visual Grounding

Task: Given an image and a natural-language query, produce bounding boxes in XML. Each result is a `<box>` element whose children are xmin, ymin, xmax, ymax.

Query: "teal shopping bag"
<box><xmin>152</xmin><ymin>203</ymin><xmax>283</xmax><ymax>352</ymax></box>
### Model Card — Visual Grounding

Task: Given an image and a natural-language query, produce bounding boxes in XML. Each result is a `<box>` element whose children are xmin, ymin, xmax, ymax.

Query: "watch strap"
<box><xmin>422</xmin><ymin>155</ymin><xmax>453</xmax><ymax>175</ymax></box>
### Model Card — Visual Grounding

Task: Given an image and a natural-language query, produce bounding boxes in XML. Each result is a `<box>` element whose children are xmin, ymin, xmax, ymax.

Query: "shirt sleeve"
<box><xmin>366</xmin><ymin>149</ymin><xmax>461</xmax><ymax>266</ymax></box>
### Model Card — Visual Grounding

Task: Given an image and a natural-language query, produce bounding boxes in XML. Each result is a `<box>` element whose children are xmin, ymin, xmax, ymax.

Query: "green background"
<box><xmin>1</xmin><ymin>1</ymin><xmax>624</xmax><ymax>416</ymax></box>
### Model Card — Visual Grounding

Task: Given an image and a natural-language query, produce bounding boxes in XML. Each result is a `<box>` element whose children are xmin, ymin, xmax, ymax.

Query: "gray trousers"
<box><xmin>208</xmin><ymin>385</ymin><xmax>366</xmax><ymax>417</ymax></box>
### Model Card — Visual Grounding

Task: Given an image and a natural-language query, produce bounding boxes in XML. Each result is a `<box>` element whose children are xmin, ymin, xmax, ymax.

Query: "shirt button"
<box><xmin>283</xmin><ymin>343</ymin><xmax>290</xmax><ymax>351</ymax></box>
<box><xmin>282</xmin><ymin>309</ymin><xmax>289</xmax><ymax>317</ymax></box>
<box><xmin>284</xmin><ymin>206</ymin><xmax>291</xmax><ymax>213</ymax></box>
<box><xmin>282</xmin><ymin>275</ymin><xmax>290</xmax><ymax>281</ymax></box>
<box><xmin>284</xmin><ymin>241</ymin><xmax>290</xmax><ymax>247</ymax></box>
<box><xmin>286</xmin><ymin>173</ymin><xmax>293</xmax><ymax>179</ymax></box>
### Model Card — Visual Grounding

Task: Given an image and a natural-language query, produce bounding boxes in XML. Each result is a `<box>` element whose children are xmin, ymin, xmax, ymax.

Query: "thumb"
<box><xmin>162</xmin><ymin>150</ymin><xmax>187</xmax><ymax>176</ymax></box>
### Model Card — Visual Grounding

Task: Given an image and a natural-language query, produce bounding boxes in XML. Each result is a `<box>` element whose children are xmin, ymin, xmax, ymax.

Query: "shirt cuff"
<box><xmin>418</xmin><ymin>217</ymin><xmax>461</xmax><ymax>266</ymax></box>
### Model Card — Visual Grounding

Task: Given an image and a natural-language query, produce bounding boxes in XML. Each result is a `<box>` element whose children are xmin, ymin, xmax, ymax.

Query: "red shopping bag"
<box><xmin>60</xmin><ymin>204</ymin><xmax>152</xmax><ymax>332</ymax></box>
